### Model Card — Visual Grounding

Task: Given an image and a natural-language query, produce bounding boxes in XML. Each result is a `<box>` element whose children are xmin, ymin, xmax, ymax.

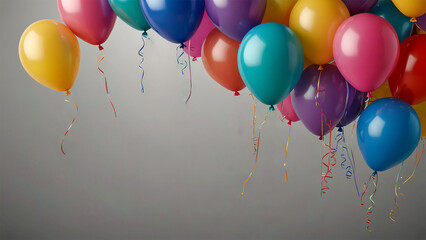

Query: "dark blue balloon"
<box><xmin>369</xmin><ymin>0</ymin><xmax>413</xmax><ymax>42</ymax></box>
<box><xmin>357</xmin><ymin>98</ymin><xmax>420</xmax><ymax>172</ymax></box>
<box><xmin>140</xmin><ymin>0</ymin><xmax>204</xmax><ymax>44</ymax></box>
<box><xmin>338</xmin><ymin>82</ymin><xmax>367</xmax><ymax>127</ymax></box>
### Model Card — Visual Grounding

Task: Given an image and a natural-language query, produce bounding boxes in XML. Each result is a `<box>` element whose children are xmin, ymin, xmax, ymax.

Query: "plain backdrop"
<box><xmin>1</xmin><ymin>1</ymin><xmax>426</xmax><ymax>239</ymax></box>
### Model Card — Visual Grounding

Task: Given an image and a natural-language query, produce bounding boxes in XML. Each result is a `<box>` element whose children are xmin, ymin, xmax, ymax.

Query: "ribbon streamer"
<box><xmin>97</xmin><ymin>45</ymin><xmax>117</xmax><ymax>118</ymax></box>
<box><xmin>403</xmin><ymin>138</ymin><xmax>425</xmax><ymax>184</ymax></box>
<box><xmin>320</xmin><ymin>113</ymin><xmax>336</xmax><ymax>196</ymax></box>
<box><xmin>340</xmin><ymin>127</ymin><xmax>360</xmax><ymax>197</ymax></box>
<box><xmin>361</xmin><ymin>171</ymin><xmax>378</xmax><ymax>232</ymax></box>
<box><xmin>138</xmin><ymin>31</ymin><xmax>150</xmax><ymax>93</ymax></box>
<box><xmin>283</xmin><ymin>122</ymin><xmax>291</xmax><ymax>182</ymax></box>
<box><xmin>389</xmin><ymin>162</ymin><xmax>405</xmax><ymax>222</ymax></box>
<box><xmin>61</xmin><ymin>91</ymin><xmax>78</xmax><ymax>156</ymax></box>
<box><xmin>176</xmin><ymin>43</ymin><xmax>192</xmax><ymax>104</ymax></box>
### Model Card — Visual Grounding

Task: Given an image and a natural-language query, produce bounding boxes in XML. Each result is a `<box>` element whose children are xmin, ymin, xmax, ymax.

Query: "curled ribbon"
<box><xmin>138</xmin><ymin>31</ymin><xmax>150</xmax><ymax>93</ymax></box>
<box><xmin>389</xmin><ymin>162</ymin><xmax>405</xmax><ymax>222</ymax></box>
<box><xmin>176</xmin><ymin>43</ymin><xmax>192</xmax><ymax>104</ymax></box>
<box><xmin>361</xmin><ymin>171</ymin><xmax>378</xmax><ymax>232</ymax></box>
<box><xmin>61</xmin><ymin>92</ymin><xmax>78</xmax><ymax>156</ymax></box>
<box><xmin>97</xmin><ymin>45</ymin><xmax>117</xmax><ymax>118</ymax></box>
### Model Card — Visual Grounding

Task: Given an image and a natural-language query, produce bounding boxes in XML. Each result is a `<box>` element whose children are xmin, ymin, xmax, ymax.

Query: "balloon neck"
<box><xmin>319</xmin><ymin>136</ymin><xmax>323</xmax><ymax>141</ymax></box>
<box><xmin>142</xmin><ymin>31</ymin><xmax>148</xmax><ymax>38</ymax></box>
<box><xmin>287</xmin><ymin>121</ymin><xmax>292</xmax><ymax>126</ymax></box>
<box><xmin>66</xmin><ymin>90</ymin><xmax>71</xmax><ymax>96</ymax></box>
<box><xmin>269</xmin><ymin>105</ymin><xmax>275</xmax><ymax>111</ymax></box>
<box><xmin>98</xmin><ymin>45</ymin><xmax>104</xmax><ymax>51</ymax></box>
<box><xmin>372</xmin><ymin>171</ymin><xmax>377</xmax><ymax>177</ymax></box>
<box><xmin>367</xmin><ymin>92</ymin><xmax>372</xmax><ymax>98</ymax></box>
<box><xmin>180</xmin><ymin>43</ymin><xmax>186</xmax><ymax>49</ymax></box>
<box><xmin>410</xmin><ymin>17</ymin><xmax>417</xmax><ymax>23</ymax></box>
<box><xmin>338</xmin><ymin>126</ymin><xmax>343</xmax><ymax>132</ymax></box>
<box><xmin>234</xmin><ymin>91</ymin><xmax>240</xmax><ymax>96</ymax></box>
<box><xmin>192</xmin><ymin>57</ymin><xmax>198</xmax><ymax>62</ymax></box>
<box><xmin>318</xmin><ymin>65</ymin><xmax>324</xmax><ymax>71</ymax></box>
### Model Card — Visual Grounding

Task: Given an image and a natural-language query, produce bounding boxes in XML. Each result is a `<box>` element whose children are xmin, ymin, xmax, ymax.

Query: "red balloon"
<box><xmin>389</xmin><ymin>35</ymin><xmax>426</xmax><ymax>105</ymax></box>
<box><xmin>202</xmin><ymin>28</ymin><xmax>246</xmax><ymax>95</ymax></box>
<box><xmin>277</xmin><ymin>95</ymin><xmax>299</xmax><ymax>123</ymax></box>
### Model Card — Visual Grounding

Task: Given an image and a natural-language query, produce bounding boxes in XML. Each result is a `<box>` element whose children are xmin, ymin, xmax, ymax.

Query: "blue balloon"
<box><xmin>369</xmin><ymin>0</ymin><xmax>413</xmax><ymax>42</ymax></box>
<box><xmin>140</xmin><ymin>0</ymin><xmax>204</xmax><ymax>44</ymax></box>
<box><xmin>109</xmin><ymin>0</ymin><xmax>151</xmax><ymax>31</ymax></box>
<box><xmin>237</xmin><ymin>23</ymin><xmax>304</xmax><ymax>107</ymax></box>
<box><xmin>357</xmin><ymin>98</ymin><xmax>420</xmax><ymax>172</ymax></box>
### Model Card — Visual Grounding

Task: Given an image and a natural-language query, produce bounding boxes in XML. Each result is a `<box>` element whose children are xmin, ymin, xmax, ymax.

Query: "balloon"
<box><xmin>202</xmin><ymin>28</ymin><xmax>246</xmax><ymax>95</ymax></box>
<box><xmin>238</xmin><ymin>23</ymin><xmax>304</xmax><ymax>107</ymax></box>
<box><xmin>392</xmin><ymin>0</ymin><xmax>426</xmax><ymax>18</ymax></box>
<box><xmin>108</xmin><ymin>0</ymin><xmax>150</xmax><ymax>31</ymax></box>
<box><xmin>389</xmin><ymin>35</ymin><xmax>426</xmax><ymax>105</ymax></box>
<box><xmin>184</xmin><ymin>11</ymin><xmax>215</xmax><ymax>58</ymax></box>
<box><xmin>140</xmin><ymin>0</ymin><xmax>204</xmax><ymax>44</ymax></box>
<box><xmin>205</xmin><ymin>0</ymin><xmax>266</xmax><ymax>41</ymax></box>
<box><xmin>303</xmin><ymin>57</ymin><xmax>312</xmax><ymax>70</ymax></box>
<box><xmin>19</xmin><ymin>20</ymin><xmax>80</xmax><ymax>93</ymax></box>
<box><xmin>413</xmin><ymin>101</ymin><xmax>426</xmax><ymax>138</ymax></box>
<box><xmin>357</xmin><ymin>97</ymin><xmax>420</xmax><ymax>172</ymax></box>
<box><xmin>277</xmin><ymin>95</ymin><xmax>299</xmax><ymax>123</ymax></box>
<box><xmin>291</xmin><ymin>64</ymin><xmax>348</xmax><ymax>136</ymax></box>
<box><xmin>57</xmin><ymin>0</ymin><xmax>117</xmax><ymax>45</ymax></box>
<box><xmin>417</xmin><ymin>14</ymin><xmax>426</xmax><ymax>31</ymax></box>
<box><xmin>289</xmin><ymin>0</ymin><xmax>349</xmax><ymax>65</ymax></box>
<box><xmin>369</xmin><ymin>0</ymin><xmax>414</xmax><ymax>42</ymax></box>
<box><xmin>333</xmin><ymin>13</ymin><xmax>400</xmax><ymax>93</ymax></box>
<box><xmin>370</xmin><ymin>81</ymin><xmax>392</xmax><ymax>102</ymax></box>
<box><xmin>262</xmin><ymin>0</ymin><xmax>298</xmax><ymax>26</ymax></box>
<box><xmin>338</xmin><ymin>83</ymin><xmax>367</xmax><ymax>127</ymax></box>
<box><xmin>342</xmin><ymin>0</ymin><xmax>378</xmax><ymax>15</ymax></box>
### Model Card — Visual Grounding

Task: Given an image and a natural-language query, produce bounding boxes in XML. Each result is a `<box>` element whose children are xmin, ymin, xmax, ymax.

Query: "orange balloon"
<box><xmin>370</xmin><ymin>81</ymin><xmax>392</xmax><ymax>102</ymax></box>
<box><xmin>262</xmin><ymin>0</ymin><xmax>298</xmax><ymax>26</ymax></box>
<box><xmin>202</xmin><ymin>28</ymin><xmax>246</xmax><ymax>95</ymax></box>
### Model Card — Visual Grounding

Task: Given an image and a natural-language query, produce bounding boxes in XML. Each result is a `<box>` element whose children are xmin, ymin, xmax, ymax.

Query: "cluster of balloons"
<box><xmin>19</xmin><ymin>0</ymin><xmax>426</xmax><ymax>174</ymax></box>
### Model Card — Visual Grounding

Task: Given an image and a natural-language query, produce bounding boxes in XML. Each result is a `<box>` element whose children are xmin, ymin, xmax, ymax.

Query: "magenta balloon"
<box><xmin>205</xmin><ymin>0</ymin><xmax>266</xmax><ymax>41</ymax></box>
<box><xmin>333</xmin><ymin>13</ymin><xmax>399</xmax><ymax>93</ymax></box>
<box><xmin>184</xmin><ymin>11</ymin><xmax>215</xmax><ymax>58</ymax></box>
<box><xmin>417</xmin><ymin>14</ymin><xmax>426</xmax><ymax>31</ymax></box>
<box><xmin>291</xmin><ymin>65</ymin><xmax>348</xmax><ymax>137</ymax></box>
<box><xmin>58</xmin><ymin>0</ymin><xmax>117</xmax><ymax>45</ymax></box>
<box><xmin>277</xmin><ymin>94</ymin><xmax>299</xmax><ymax>123</ymax></box>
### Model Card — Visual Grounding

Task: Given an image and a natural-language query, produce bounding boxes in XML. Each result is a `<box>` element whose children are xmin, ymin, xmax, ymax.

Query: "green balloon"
<box><xmin>108</xmin><ymin>0</ymin><xmax>151</xmax><ymax>31</ymax></box>
<box><xmin>238</xmin><ymin>23</ymin><xmax>304</xmax><ymax>107</ymax></box>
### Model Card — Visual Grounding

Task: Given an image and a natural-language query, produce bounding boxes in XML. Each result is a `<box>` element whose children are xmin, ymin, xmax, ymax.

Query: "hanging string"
<box><xmin>241</xmin><ymin>109</ymin><xmax>270</xmax><ymax>196</ymax></box>
<box><xmin>403</xmin><ymin>138</ymin><xmax>425</xmax><ymax>184</ymax></box>
<box><xmin>340</xmin><ymin>127</ymin><xmax>361</xmax><ymax>197</ymax></box>
<box><xmin>389</xmin><ymin>162</ymin><xmax>405</xmax><ymax>222</ymax></box>
<box><xmin>97</xmin><ymin>45</ymin><xmax>117</xmax><ymax>118</ymax></box>
<box><xmin>61</xmin><ymin>91</ymin><xmax>78</xmax><ymax>156</ymax></box>
<box><xmin>361</xmin><ymin>171</ymin><xmax>378</xmax><ymax>232</ymax></box>
<box><xmin>348</xmin><ymin>120</ymin><xmax>361</xmax><ymax>197</ymax></box>
<box><xmin>138</xmin><ymin>31</ymin><xmax>150</xmax><ymax>93</ymax></box>
<box><xmin>176</xmin><ymin>43</ymin><xmax>192</xmax><ymax>104</ymax></box>
<box><xmin>320</xmin><ymin>113</ymin><xmax>336</xmax><ymax>196</ymax></box>
<box><xmin>249</xmin><ymin>93</ymin><xmax>257</xmax><ymax>156</ymax></box>
<box><xmin>185</xmin><ymin>41</ymin><xmax>193</xmax><ymax>104</ymax></box>
<box><xmin>283</xmin><ymin>121</ymin><xmax>292</xmax><ymax>182</ymax></box>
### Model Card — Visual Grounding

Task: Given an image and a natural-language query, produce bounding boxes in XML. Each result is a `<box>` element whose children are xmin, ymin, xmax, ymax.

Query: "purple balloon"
<box><xmin>338</xmin><ymin>83</ymin><xmax>367</xmax><ymax>127</ymax></box>
<box><xmin>291</xmin><ymin>65</ymin><xmax>348</xmax><ymax>137</ymax></box>
<box><xmin>417</xmin><ymin>14</ymin><xmax>426</xmax><ymax>32</ymax></box>
<box><xmin>342</xmin><ymin>0</ymin><xmax>378</xmax><ymax>15</ymax></box>
<box><xmin>205</xmin><ymin>0</ymin><xmax>266</xmax><ymax>41</ymax></box>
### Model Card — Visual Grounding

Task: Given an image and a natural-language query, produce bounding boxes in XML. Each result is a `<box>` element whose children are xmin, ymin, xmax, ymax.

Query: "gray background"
<box><xmin>1</xmin><ymin>0</ymin><xmax>426</xmax><ymax>239</ymax></box>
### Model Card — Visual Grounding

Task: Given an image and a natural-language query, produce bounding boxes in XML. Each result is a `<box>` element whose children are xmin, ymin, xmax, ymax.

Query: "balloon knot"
<box><xmin>287</xmin><ymin>121</ymin><xmax>292</xmax><ymax>126</ymax></box>
<box><xmin>66</xmin><ymin>90</ymin><xmax>71</xmax><ymax>96</ymax></box>
<box><xmin>318</xmin><ymin>65</ymin><xmax>324</xmax><ymax>71</ymax></box>
<box><xmin>142</xmin><ymin>31</ymin><xmax>148</xmax><ymax>38</ymax></box>
<box><xmin>98</xmin><ymin>45</ymin><xmax>104</xmax><ymax>51</ymax></box>
<box><xmin>410</xmin><ymin>17</ymin><xmax>417</xmax><ymax>23</ymax></box>
<box><xmin>192</xmin><ymin>57</ymin><xmax>198</xmax><ymax>62</ymax></box>
<box><xmin>180</xmin><ymin>43</ymin><xmax>186</xmax><ymax>49</ymax></box>
<box><xmin>372</xmin><ymin>171</ymin><xmax>377</xmax><ymax>177</ymax></box>
<box><xmin>269</xmin><ymin>105</ymin><xmax>275</xmax><ymax>111</ymax></box>
<box><xmin>338</xmin><ymin>126</ymin><xmax>343</xmax><ymax>132</ymax></box>
<box><xmin>319</xmin><ymin>136</ymin><xmax>323</xmax><ymax>141</ymax></box>
<box><xmin>234</xmin><ymin>91</ymin><xmax>240</xmax><ymax>96</ymax></box>
<box><xmin>367</xmin><ymin>92</ymin><xmax>372</xmax><ymax>98</ymax></box>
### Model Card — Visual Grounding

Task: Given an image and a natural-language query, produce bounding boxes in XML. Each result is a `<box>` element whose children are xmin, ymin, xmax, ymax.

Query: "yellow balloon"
<box><xmin>262</xmin><ymin>0</ymin><xmax>298</xmax><ymax>26</ymax></box>
<box><xmin>413</xmin><ymin>101</ymin><xmax>426</xmax><ymax>138</ymax></box>
<box><xmin>392</xmin><ymin>0</ymin><xmax>426</xmax><ymax>18</ymax></box>
<box><xmin>19</xmin><ymin>20</ymin><xmax>80</xmax><ymax>93</ymax></box>
<box><xmin>289</xmin><ymin>0</ymin><xmax>349</xmax><ymax>65</ymax></box>
<box><xmin>303</xmin><ymin>57</ymin><xmax>311</xmax><ymax>69</ymax></box>
<box><xmin>370</xmin><ymin>81</ymin><xmax>392</xmax><ymax>102</ymax></box>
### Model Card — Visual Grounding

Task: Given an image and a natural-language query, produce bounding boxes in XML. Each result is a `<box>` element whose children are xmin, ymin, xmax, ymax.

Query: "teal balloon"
<box><xmin>357</xmin><ymin>98</ymin><xmax>420</xmax><ymax>172</ymax></box>
<box><xmin>108</xmin><ymin>0</ymin><xmax>151</xmax><ymax>31</ymax></box>
<box><xmin>238</xmin><ymin>23</ymin><xmax>304</xmax><ymax>106</ymax></box>
<box><xmin>370</xmin><ymin>0</ymin><xmax>413</xmax><ymax>42</ymax></box>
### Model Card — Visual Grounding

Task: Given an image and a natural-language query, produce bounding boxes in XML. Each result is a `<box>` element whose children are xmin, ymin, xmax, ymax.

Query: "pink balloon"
<box><xmin>184</xmin><ymin>11</ymin><xmax>215</xmax><ymax>59</ymax></box>
<box><xmin>57</xmin><ymin>0</ymin><xmax>117</xmax><ymax>46</ymax></box>
<box><xmin>333</xmin><ymin>13</ymin><xmax>399</xmax><ymax>93</ymax></box>
<box><xmin>277</xmin><ymin>95</ymin><xmax>299</xmax><ymax>123</ymax></box>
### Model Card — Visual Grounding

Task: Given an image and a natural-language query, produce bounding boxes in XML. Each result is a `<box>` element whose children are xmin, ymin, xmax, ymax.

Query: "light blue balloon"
<box><xmin>357</xmin><ymin>98</ymin><xmax>420</xmax><ymax>172</ymax></box>
<box><xmin>238</xmin><ymin>23</ymin><xmax>304</xmax><ymax>107</ymax></box>
<box><xmin>369</xmin><ymin>0</ymin><xmax>413</xmax><ymax>42</ymax></box>
<box><xmin>108</xmin><ymin>0</ymin><xmax>151</xmax><ymax>31</ymax></box>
